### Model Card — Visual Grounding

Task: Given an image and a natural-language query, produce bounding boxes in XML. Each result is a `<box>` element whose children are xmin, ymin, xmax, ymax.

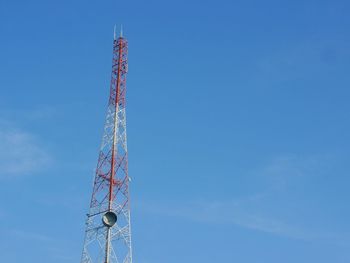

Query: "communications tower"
<box><xmin>80</xmin><ymin>28</ymin><xmax>132</xmax><ymax>263</ymax></box>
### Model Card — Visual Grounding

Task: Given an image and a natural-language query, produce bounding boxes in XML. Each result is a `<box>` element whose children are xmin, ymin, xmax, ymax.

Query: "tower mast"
<box><xmin>80</xmin><ymin>28</ymin><xmax>132</xmax><ymax>263</ymax></box>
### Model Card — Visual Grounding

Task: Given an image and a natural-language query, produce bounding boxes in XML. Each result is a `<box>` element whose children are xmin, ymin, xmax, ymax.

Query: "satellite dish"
<box><xmin>102</xmin><ymin>211</ymin><xmax>117</xmax><ymax>227</ymax></box>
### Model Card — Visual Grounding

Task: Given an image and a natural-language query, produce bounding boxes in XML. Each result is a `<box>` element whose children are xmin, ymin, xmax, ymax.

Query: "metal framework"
<box><xmin>80</xmin><ymin>29</ymin><xmax>132</xmax><ymax>263</ymax></box>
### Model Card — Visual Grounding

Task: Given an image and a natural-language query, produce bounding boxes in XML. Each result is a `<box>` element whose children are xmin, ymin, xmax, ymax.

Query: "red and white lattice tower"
<box><xmin>80</xmin><ymin>28</ymin><xmax>132</xmax><ymax>263</ymax></box>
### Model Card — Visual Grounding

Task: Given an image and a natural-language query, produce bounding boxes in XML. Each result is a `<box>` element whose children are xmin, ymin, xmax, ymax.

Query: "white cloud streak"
<box><xmin>0</xmin><ymin>126</ymin><xmax>52</xmax><ymax>178</ymax></box>
<box><xmin>139</xmin><ymin>154</ymin><xmax>342</xmax><ymax>242</ymax></box>
<box><xmin>139</xmin><ymin>198</ymin><xmax>311</xmax><ymax>240</ymax></box>
<box><xmin>259</xmin><ymin>154</ymin><xmax>331</xmax><ymax>191</ymax></box>
<box><xmin>11</xmin><ymin>229</ymin><xmax>54</xmax><ymax>243</ymax></box>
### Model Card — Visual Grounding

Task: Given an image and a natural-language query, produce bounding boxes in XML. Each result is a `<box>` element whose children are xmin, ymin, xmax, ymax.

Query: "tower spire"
<box><xmin>80</xmin><ymin>28</ymin><xmax>132</xmax><ymax>263</ymax></box>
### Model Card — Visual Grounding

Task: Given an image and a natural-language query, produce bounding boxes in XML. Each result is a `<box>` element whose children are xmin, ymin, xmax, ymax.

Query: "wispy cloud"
<box><xmin>11</xmin><ymin>229</ymin><xmax>54</xmax><ymax>243</ymax></box>
<box><xmin>0</xmin><ymin>106</ymin><xmax>57</xmax><ymax>122</ymax></box>
<box><xmin>259</xmin><ymin>154</ymin><xmax>332</xmax><ymax>190</ymax></box>
<box><xmin>8</xmin><ymin>228</ymin><xmax>78</xmax><ymax>262</ymax></box>
<box><xmin>140</xmin><ymin>196</ymin><xmax>348</xmax><ymax>243</ymax></box>
<box><xmin>139</xmin><ymin>154</ymin><xmax>344</xmax><ymax>243</ymax></box>
<box><xmin>139</xmin><ymin>198</ymin><xmax>312</xmax><ymax>240</ymax></box>
<box><xmin>0</xmin><ymin>124</ymin><xmax>52</xmax><ymax>178</ymax></box>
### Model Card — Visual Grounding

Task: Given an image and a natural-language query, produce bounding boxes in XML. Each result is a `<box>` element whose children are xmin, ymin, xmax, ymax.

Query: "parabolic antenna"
<box><xmin>102</xmin><ymin>211</ymin><xmax>117</xmax><ymax>227</ymax></box>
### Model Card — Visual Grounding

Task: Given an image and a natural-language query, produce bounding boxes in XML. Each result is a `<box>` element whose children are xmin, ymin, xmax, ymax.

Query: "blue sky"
<box><xmin>1</xmin><ymin>0</ymin><xmax>350</xmax><ymax>262</ymax></box>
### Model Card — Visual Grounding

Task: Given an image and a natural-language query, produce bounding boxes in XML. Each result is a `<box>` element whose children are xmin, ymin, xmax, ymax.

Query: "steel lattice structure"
<box><xmin>80</xmin><ymin>30</ymin><xmax>132</xmax><ymax>263</ymax></box>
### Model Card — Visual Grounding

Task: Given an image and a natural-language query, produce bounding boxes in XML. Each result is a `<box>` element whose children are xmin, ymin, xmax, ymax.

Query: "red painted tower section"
<box><xmin>80</xmin><ymin>29</ymin><xmax>132</xmax><ymax>263</ymax></box>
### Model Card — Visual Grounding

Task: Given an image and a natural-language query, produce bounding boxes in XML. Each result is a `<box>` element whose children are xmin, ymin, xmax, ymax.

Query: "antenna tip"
<box><xmin>120</xmin><ymin>24</ymin><xmax>123</xmax><ymax>38</ymax></box>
